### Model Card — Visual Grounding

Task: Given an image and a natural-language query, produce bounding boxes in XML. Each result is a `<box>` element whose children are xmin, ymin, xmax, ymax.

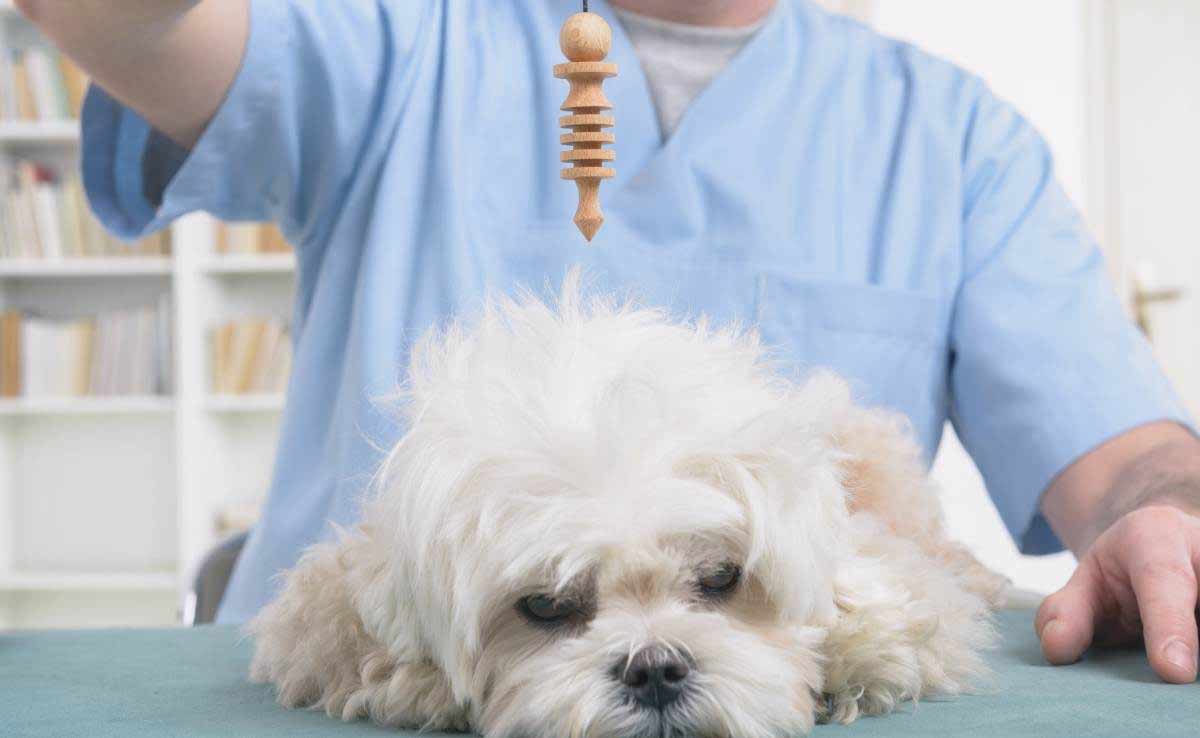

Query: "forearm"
<box><xmin>1042</xmin><ymin>422</ymin><xmax>1200</xmax><ymax>554</ymax></box>
<box><xmin>16</xmin><ymin>0</ymin><xmax>248</xmax><ymax>147</ymax></box>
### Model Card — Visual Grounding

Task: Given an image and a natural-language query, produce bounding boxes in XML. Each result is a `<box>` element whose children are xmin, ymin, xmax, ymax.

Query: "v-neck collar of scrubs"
<box><xmin>595</xmin><ymin>0</ymin><xmax>791</xmax><ymax>191</ymax></box>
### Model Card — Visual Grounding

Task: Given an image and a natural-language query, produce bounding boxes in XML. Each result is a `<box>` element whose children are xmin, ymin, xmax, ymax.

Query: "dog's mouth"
<box><xmin>623</xmin><ymin>700</ymin><xmax>710</xmax><ymax>738</ymax></box>
<box><xmin>631</xmin><ymin>711</ymin><xmax>675</xmax><ymax>738</ymax></box>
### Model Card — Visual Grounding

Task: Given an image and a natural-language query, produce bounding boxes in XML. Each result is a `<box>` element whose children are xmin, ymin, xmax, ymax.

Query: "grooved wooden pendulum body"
<box><xmin>555</xmin><ymin>11</ymin><xmax>618</xmax><ymax>242</ymax></box>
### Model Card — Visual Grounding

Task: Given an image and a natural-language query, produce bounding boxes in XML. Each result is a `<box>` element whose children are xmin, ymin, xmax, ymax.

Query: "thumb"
<box><xmin>1035</xmin><ymin>563</ymin><xmax>1100</xmax><ymax>665</ymax></box>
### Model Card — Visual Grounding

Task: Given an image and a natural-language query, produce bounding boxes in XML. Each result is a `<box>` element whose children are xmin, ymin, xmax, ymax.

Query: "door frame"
<box><xmin>1082</xmin><ymin>0</ymin><xmax>1130</xmax><ymax>306</ymax></box>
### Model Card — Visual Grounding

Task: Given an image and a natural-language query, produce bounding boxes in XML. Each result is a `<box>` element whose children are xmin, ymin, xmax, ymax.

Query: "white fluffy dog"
<box><xmin>249</xmin><ymin>275</ymin><xmax>1005</xmax><ymax>737</ymax></box>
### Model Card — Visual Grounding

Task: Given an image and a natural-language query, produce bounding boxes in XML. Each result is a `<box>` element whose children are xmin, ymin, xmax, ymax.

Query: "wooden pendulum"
<box><xmin>555</xmin><ymin>3</ymin><xmax>618</xmax><ymax>242</ymax></box>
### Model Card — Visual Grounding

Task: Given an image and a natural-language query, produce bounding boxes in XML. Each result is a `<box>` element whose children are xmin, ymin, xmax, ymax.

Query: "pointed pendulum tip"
<box><xmin>571</xmin><ymin>179</ymin><xmax>606</xmax><ymax>242</ymax></box>
<box><xmin>575</xmin><ymin>214</ymin><xmax>604</xmax><ymax>242</ymax></box>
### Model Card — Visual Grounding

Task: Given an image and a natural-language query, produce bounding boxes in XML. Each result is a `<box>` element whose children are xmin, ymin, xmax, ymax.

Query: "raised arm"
<box><xmin>15</xmin><ymin>0</ymin><xmax>249</xmax><ymax>147</ymax></box>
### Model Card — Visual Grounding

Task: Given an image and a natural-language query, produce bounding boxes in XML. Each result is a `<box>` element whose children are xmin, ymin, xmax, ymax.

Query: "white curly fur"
<box><xmin>249</xmin><ymin>272</ymin><xmax>1006</xmax><ymax>737</ymax></box>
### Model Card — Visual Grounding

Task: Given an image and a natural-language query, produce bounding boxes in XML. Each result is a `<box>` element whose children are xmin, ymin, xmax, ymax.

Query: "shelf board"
<box><xmin>205</xmin><ymin>394</ymin><xmax>285</xmax><ymax>413</ymax></box>
<box><xmin>0</xmin><ymin>396</ymin><xmax>176</xmax><ymax>417</ymax></box>
<box><xmin>0</xmin><ymin>257</ymin><xmax>173</xmax><ymax>277</ymax></box>
<box><xmin>0</xmin><ymin>572</ymin><xmax>178</xmax><ymax>593</ymax></box>
<box><xmin>199</xmin><ymin>253</ymin><xmax>296</xmax><ymax>275</ymax></box>
<box><xmin>0</xmin><ymin>119</ymin><xmax>80</xmax><ymax>144</ymax></box>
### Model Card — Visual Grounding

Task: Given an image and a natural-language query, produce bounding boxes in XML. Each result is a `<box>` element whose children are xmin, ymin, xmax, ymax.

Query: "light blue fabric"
<box><xmin>80</xmin><ymin>0</ymin><xmax>1190</xmax><ymax>624</ymax></box>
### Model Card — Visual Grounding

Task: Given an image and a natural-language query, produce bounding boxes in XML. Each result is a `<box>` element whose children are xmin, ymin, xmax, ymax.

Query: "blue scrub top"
<box><xmin>82</xmin><ymin>0</ymin><xmax>1188</xmax><ymax>623</ymax></box>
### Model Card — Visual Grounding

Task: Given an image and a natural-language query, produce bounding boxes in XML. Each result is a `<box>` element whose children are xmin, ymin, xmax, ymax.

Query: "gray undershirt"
<box><xmin>613</xmin><ymin>7</ymin><xmax>768</xmax><ymax>138</ymax></box>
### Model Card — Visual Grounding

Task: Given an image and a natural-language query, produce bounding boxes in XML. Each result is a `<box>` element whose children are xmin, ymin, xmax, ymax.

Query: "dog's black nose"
<box><xmin>616</xmin><ymin>649</ymin><xmax>691</xmax><ymax>709</ymax></box>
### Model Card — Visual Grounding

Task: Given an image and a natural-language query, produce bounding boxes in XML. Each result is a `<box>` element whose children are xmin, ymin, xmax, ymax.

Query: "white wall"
<box><xmin>871</xmin><ymin>1</ymin><xmax>1092</xmax><ymax>212</ymax></box>
<box><xmin>1112</xmin><ymin>3</ymin><xmax>1200</xmax><ymax>418</ymax></box>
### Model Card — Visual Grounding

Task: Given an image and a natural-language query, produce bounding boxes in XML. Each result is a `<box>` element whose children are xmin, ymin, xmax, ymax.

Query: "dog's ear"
<box><xmin>828</xmin><ymin>401</ymin><xmax>944</xmax><ymax>540</ymax></box>
<box><xmin>826</xmin><ymin>385</ymin><xmax>1010</xmax><ymax>606</ymax></box>
<box><xmin>248</xmin><ymin>528</ymin><xmax>468</xmax><ymax>730</ymax></box>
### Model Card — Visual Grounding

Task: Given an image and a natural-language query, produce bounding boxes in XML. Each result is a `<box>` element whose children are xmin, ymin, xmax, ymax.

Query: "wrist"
<box><xmin>1087</xmin><ymin>439</ymin><xmax>1200</xmax><ymax>549</ymax></box>
<box><xmin>1128</xmin><ymin>497</ymin><xmax>1200</xmax><ymax>522</ymax></box>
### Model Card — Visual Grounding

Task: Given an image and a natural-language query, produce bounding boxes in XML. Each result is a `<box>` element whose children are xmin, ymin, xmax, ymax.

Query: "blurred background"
<box><xmin>0</xmin><ymin>0</ymin><xmax>1196</xmax><ymax>629</ymax></box>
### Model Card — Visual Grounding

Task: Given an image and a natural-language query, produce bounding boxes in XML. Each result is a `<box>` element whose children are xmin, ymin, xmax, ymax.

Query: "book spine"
<box><xmin>71</xmin><ymin>321</ymin><xmax>96</xmax><ymax>396</ymax></box>
<box><xmin>88</xmin><ymin>313</ymin><xmax>107</xmax><ymax>396</ymax></box>
<box><xmin>32</xmin><ymin>172</ymin><xmax>63</xmax><ymax>259</ymax></box>
<box><xmin>1</xmin><ymin>311</ymin><xmax>23</xmax><ymax>397</ymax></box>
<box><xmin>57</xmin><ymin>56</ymin><xmax>88</xmax><ymax>119</ymax></box>
<box><xmin>11</xmin><ymin>51</ymin><xmax>38</xmax><ymax>120</ymax></box>
<box><xmin>21</xmin><ymin>318</ymin><xmax>42</xmax><ymax>397</ymax></box>
<box><xmin>155</xmin><ymin>294</ymin><xmax>172</xmax><ymax>395</ymax></box>
<box><xmin>0</xmin><ymin>186</ymin><xmax>13</xmax><ymax>259</ymax></box>
<box><xmin>24</xmin><ymin>48</ymin><xmax>57</xmax><ymax>121</ymax></box>
<box><xmin>59</xmin><ymin>174</ymin><xmax>86</xmax><ymax>257</ymax></box>
<box><xmin>265</xmin><ymin>327</ymin><xmax>294</xmax><ymax>393</ymax></box>
<box><xmin>0</xmin><ymin>50</ymin><xmax>16</xmax><ymax>121</ymax></box>
<box><xmin>16</xmin><ymin>162</ymin><xmax>42</xmax><ymax>257</ymax></box>
<box><xmin>250</xmin><ymin>320</ymin><xmax>281</xmax><ymax>393</ymax></box>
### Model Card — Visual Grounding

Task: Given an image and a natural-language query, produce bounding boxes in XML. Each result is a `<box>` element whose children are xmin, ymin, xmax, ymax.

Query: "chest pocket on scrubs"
<box><xmin>754</xmin><ymin>274</ymin><xmax>948</xmax><ymax>431</ymax></box>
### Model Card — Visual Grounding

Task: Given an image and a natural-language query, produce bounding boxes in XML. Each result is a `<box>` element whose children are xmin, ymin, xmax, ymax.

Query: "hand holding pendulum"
<box><xmin>555</xmin><ymin>4</ymin><xmax>618</xmax><ymax>242</ymax></box>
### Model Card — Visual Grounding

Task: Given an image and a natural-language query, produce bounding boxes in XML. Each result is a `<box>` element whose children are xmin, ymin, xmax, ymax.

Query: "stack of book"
<box><xmin>216</xmin><ymin>223</ymin><xmax>291</xmax><ymax>255</ymax></box>
<box><xmin>0</xmin><ymin>297</ymin><xmax>173</xmax><ymax>398</ymax></box>
<box><xmin>0</xmin><ymin>45</ymin><xmax>87</xmax><ymax>121</ymax></box>
<box><xmin>0</xmin><ymin>160</ymin><xmax>171</xmax><ymax>259</ymax></box>
<box><xmin>211</xmin><ymin>318</ymin><xmax>292</xmax><ymax>395</ymax></box>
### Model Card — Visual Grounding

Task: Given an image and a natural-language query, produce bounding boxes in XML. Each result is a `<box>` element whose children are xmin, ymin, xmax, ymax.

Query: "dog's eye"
<box><xmin>518</xmin><ymin>595</ymin><xmax>579</xmax><ymax>625</ymax></box>
<box><xmin>698</xmin><ymin>564</ymin><xmax>741</xmax><ymax>597</ymax></box>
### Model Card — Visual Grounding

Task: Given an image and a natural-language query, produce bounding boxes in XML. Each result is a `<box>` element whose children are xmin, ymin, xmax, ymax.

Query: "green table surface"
<box><xmin>1</xmin><ymin>609</ymin><xmax>1197</xmax><ymax>738</ymax></box>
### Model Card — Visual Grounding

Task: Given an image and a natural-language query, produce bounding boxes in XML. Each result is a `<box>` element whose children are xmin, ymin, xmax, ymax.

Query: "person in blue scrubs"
<box><xmin>22</xmin><ymin>0</ymin><xmax>1200</xmax><ymax>684</ymax></box>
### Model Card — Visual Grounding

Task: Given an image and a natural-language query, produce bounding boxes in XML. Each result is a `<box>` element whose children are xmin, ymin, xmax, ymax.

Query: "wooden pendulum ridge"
<box><xmin>555</xmin><ymin>8</ymin><xmax>618</xmax><ymax>242</ymax></box>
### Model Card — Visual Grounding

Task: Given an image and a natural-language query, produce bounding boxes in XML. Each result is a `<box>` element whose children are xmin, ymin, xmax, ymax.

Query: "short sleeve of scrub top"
<box><xmin>81</xmin><ymin>0</ymin><xmax>429</xmax><ymax>248</ymax></box>
<box><xmin>949</xmin><ymin>88</ymin><xmax>1193</xmax><ymax>553</ymax></box>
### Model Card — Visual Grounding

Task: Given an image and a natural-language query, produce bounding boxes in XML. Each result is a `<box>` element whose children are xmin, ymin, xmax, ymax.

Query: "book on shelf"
<box><xmin>212</xmin><ymin>317</ymin><xmax>292</xmax><ymax>395</ymax></box>
<box><xmin>0</xmin><ymin>297</ymin><xmax>173</xmax><ymax>399</ymax></box>
<box><xmin>0</xmin><ymin>45</ymin><xmax>87</xmax><ymax>122</ymax></box>
<box><xmin>1</xmin><ymin>310</ymin><xmax>20</xmax><ymax>397</ymax></box>
<box><xmin>216</xmin><ymin>223</ymin><xmax>292</xmax><ymax>255</ymax></box>
<box><xmin>0</xmin><ymin>160</ymin><xmax>171</xmax><ymax>260</ymax></box>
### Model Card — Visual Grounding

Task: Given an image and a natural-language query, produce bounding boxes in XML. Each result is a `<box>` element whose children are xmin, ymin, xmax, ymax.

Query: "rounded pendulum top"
<box><xmin>560</xmin><ymin>11</ymin><xmax>612</xmax><ymax>62</ymax></box>
<box><xmin>555</xmin><ymin>11</ymin><xmax>618</xmax><ymax>242</ymax></box>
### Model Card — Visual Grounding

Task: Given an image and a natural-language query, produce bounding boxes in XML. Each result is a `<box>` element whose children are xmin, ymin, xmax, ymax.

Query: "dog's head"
<box><xmin>367</xmin><ymin>279</ymin><xmax>855</xmax><ymax>737</ymax></box>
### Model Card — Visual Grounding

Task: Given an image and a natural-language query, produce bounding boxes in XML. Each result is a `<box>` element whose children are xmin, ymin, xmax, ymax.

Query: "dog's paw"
<box><xmin>816</xmin><ymin>680</ymin><xmax>915</xmax><ymax>725</ymax></box>
<box><xmin>817</xmin><ymin>687</ymin><xmax>863</xmax><ymax>725</ymax></box>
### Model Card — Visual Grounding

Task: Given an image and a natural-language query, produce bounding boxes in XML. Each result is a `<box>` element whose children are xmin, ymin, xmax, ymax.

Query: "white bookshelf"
<box><xmin>0</xmin><ymin>119</ymin><xmax>79</xmax><ymax>144</ymax></box>
<box><xmin>199</xmin><ymin>253</ymin><xmax>296</xmax><ymax>275</ymax></box>
<box><xmin>0</xmin><ymin>229</ymin><xmax>294</xmax><ymax>632</ymax></box>
<box><xmin>0</xmin><ymin>396</ymin><xmax>175</xmax><ymax>417</ymax></box>
<box><xmin>0</xmin><ymin>257</ymin><xmax>174</xmax><ymax>277</ymax></box>
<box><xmin>0</xmin><ymin>12</ymin><xmax>295</xmax><ymax>630</ymax></box>
<box><xmin>205</xmin><ymin>393</ymin><xmax>286</xmax><ymax>414</ymax></box>
<box><xmin>0</xmin><ymin>571</ymin><xmax>177</xmax><ymax>592</ymax></box>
